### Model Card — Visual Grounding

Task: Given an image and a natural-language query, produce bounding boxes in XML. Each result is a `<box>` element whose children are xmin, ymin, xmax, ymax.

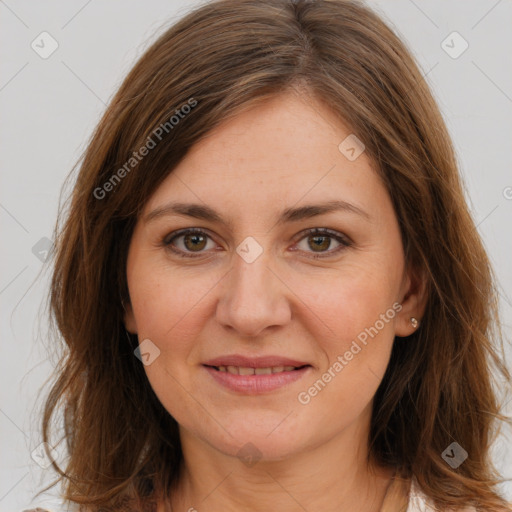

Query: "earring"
<box><xmin>410</xmin><ymin>317</ymin><xmax>419</xmax><ymax>329</ymax></box>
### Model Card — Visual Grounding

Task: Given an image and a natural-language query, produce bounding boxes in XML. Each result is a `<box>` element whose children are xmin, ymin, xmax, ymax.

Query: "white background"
<box><xmin>1</xmin><ymin>1</ymin><xmax>511</xmax><ymax>510</ymax></box>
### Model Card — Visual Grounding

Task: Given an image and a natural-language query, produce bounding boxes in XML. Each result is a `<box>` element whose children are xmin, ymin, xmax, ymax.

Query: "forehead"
<box><xmin>142</xmin><ymin>92</ymin><xmax>388</xmax><ymax>223</ymax></box>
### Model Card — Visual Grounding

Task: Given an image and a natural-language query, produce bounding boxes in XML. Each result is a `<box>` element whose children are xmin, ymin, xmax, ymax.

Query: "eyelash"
<box><xmin>162</xmin><ymin>227</ymin><xmax>352</xmax><ymax>260</ymax></box>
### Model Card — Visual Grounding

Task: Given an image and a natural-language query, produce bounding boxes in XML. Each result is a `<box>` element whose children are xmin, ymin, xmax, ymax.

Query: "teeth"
<box><xmin>215</xmin><ymin>365</ymin><xmax>300</xmax><ymax>374</ymax></box>
<box><xmin>255</xmin><ymin>367</ymin><xmax>272</xmax><ymax>375</ymax></box>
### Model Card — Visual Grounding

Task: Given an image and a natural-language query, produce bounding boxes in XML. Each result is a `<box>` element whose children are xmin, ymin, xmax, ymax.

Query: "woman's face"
<box><xmin>124</xmin><ymin>91</ymin><xmax>421</xmax><ymax>461</ymax></box>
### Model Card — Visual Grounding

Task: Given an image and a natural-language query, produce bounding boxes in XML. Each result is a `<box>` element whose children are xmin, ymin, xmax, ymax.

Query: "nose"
<box><xmin>215</xmin><ymin>244</ymin><xmax>292</xmax><ymax>338</ymax></box>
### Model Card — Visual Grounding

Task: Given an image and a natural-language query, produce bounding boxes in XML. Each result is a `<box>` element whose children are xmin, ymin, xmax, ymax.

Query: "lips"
<box><xmin>212</xmin><ymin>365</ymin><xmax>301</xmax><ymax>375</ymax></box>
<box><xmin>202</xmin><ymin>354</ymin><xmax>312</xmax><ymax>394</ymax></box>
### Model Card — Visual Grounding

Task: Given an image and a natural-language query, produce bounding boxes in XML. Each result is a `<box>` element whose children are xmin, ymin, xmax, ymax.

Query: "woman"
<box><xmin>37</xmin><ymin>0</ymin><xmax>511</xmax><ymax>510</ymax></box>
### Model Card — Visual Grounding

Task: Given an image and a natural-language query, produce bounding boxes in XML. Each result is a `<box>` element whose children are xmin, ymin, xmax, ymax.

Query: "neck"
<box><xmin>162</xmin><ymin>410</ymin><xmax>395</xmax><ymax>512</ymax></box>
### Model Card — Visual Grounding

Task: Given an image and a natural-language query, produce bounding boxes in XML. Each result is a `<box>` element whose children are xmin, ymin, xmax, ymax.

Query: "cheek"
<box><xmin>127</xmin><ymin>263</ymin><xmax>216</xmax><ymax>423</ymax></box>
<box><xmin>320</xmin><ymin>269</ymin><xmax>401</xmax><ymax>397</ymax></box>
<box><xmin>128</xmin><ymin>258</ymin><xmax>217</xmax><ymax>338</ymax></box>
<box><xmin>293</xmin><ymin>261</ymin><xmax>401</xmax><ymax>417</ymax></box>
<box><xmin>293</xmin><ymin>272</ymin><xmax>399</xmax><ymax>426</ymax></box>
<box><xmin>293</xmin><ymin>259</ymin><xmax>401</xmax><ymax>348</ymax></box>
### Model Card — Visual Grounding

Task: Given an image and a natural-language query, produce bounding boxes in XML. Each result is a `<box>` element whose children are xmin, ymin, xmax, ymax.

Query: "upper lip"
<box><xmin>203</xmin><ymin>354</ymin><xmax>311</xmax><ymax>368</ymax></box>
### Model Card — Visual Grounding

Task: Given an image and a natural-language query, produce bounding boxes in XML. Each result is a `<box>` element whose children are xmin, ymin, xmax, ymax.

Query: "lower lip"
<box><xmin>203</xmin><ymin>365</ymin><xmax>311</xmax><ymax>394</ymax></box>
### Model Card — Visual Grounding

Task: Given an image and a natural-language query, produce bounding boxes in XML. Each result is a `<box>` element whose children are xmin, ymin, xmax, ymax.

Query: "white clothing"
<box><xmin>406</xmin><ymin>477</ymin><xmax>477</xmax><ymax>512</ymax></box>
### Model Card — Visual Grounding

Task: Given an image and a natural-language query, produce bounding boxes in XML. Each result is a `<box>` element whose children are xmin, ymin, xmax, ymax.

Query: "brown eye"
<box><xmin>182</xmin><ymin>232</ymin><xmax>208</xmax><ymax>251</ymax></box>
<box><xmin>163</xmin><ymin>227</ymin><xmax>351</xmax><ymax>260</ymax></box>
<box><xmin>294</xmin><ymin>228</ymin><xmax>352</xmax><ymax>259</ymax></box>
<box><xmin>308</xmin><ymin>234</ymin><xmax>332</xmax><ymax>252</ymax></box>
<box><xmin>163</xmin><ymin>229</ymin><xmax>216</xmax><ymax>258</ymax></box>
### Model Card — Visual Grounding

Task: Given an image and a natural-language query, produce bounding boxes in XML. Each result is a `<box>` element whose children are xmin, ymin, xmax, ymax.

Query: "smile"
<box><xmin>210</xmin><ymin>365</ymin><xmax>305</xmax><ymax>374</ymax></box>
<box><xmin>203</xmin><ymin>364</ymin><xmax>311</xmax><ymax>394</ymax></box>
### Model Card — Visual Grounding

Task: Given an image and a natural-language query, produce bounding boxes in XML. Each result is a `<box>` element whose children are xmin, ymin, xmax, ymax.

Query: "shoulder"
<box><xmin>407</xmin><ymin>477</ymin><xmax>477</xmax><ymax>512</ymax></box>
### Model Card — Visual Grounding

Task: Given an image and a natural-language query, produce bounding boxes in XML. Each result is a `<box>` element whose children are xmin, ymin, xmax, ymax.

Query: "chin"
<box><xmin>198</xmin><ymin>420</ymin><xmax>311</xmax><ymax>463</ymax></box>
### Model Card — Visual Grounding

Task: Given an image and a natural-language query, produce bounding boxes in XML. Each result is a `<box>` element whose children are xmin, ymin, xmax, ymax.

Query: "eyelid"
<box><xmin>163</xmin><ymin>227</ymin><xmax>213</xmax><ymax>245</ymax></box>
<box><xmin>292</xmin><ymin>227</ymin><xmax>352</xmax><ymax>246</ymax></box>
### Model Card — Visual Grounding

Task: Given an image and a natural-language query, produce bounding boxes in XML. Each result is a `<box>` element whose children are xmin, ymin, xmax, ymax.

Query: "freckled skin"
<box><xmin>124</xmin><ymin>92</ymin><xmax>426</xmax><ymax>512</ymax></box>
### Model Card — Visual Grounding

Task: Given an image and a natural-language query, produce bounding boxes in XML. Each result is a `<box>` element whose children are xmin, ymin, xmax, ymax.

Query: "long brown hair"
<box><xmin>39</xmin><ymin>0</ymin><xmax>512</xmax><ymax>510</ymax></box>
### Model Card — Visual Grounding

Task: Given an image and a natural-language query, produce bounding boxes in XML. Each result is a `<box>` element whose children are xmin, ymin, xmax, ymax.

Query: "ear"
<box><xmin>394</xmin><ymin>263</ymin><xmax>428</xmax><ymax>337</ymax></box>
<box><xmin>123</xmin><ymin>299</ymin><xmax>138</xmax><ymax>334</ymax></box>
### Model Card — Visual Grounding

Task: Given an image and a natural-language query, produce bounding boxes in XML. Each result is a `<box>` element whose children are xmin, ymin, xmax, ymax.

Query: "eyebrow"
<box><xmin>143</xmin><ymin>199</ymin><xmax>370</xmax><ymax>227</ymax></box>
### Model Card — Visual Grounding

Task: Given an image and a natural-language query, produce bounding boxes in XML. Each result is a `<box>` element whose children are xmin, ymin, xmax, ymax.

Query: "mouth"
<box><xmin>202</xmin><ymin>361</ymin><xmax>312</xmax><ymax>394</ymax></box>
<box><xmin>205</xmin><ymin>364</ymin><xmax>310</xmax><ymax>375</ymax></box>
